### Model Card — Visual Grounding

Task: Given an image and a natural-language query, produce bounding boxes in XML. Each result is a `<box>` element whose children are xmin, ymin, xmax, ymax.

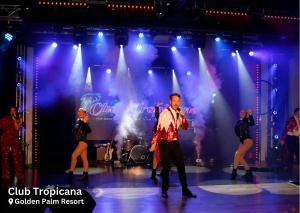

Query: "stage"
<box><xmin>0</xmin><ymin>1</ymin><xmax>299</xmax><ymax>213</ymax></box>
<box><xmin>37</xmin><ymin>165</ymin><xmax>299</xmax><ymax>213</ymax></box>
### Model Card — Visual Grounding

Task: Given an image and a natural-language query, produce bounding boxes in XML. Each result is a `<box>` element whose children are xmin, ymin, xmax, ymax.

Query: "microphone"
<box><xmin>177</xmin><ymin>108</ymin><xmax>181</xmax><ymax>119</ymax></box>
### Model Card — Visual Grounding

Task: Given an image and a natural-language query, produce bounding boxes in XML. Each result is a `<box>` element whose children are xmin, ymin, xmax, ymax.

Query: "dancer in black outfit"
<box><xmin>232</xmin><ymin>109</ymin><xmax>255</xmax><ymax>180</ymax></box>
<box><xmin>68</xmin><ymin>108</ymin><xmax>91</xmax><ymax>183</ymax></box>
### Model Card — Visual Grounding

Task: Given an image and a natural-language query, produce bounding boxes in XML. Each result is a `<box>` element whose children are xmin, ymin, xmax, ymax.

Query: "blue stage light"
<box><xmin>98</xmin><ymin>32</ymin><xmax>104</xmax><ymax>37</ymax></box>
<box><xmin>4</xmin><ymin>33</ymin><xmax>13</xmax><ymax>42</ymax></box>
<box><xmin>106</xmin><ymin>69</ymin><xmax>112</xmax><ymax>74</ymax></box>
<box><xmin>249</xmin><ymin>51</ymin><xmax>254</xmax><ymax>56</ymax></box>
<box><xmin>148</xmin><ymin>69</ymin><xmax>153</xmax><ymax>75</ymax></box>
<box><xmin>73</xmin><ymin>44</ymin><xmax>78</xmax><ymax>50</ymax></box>
<box><xmin>171</xmin><ymin>46</ymin><xmax>177</xmax><ymax>52</ymax></box>
<box><xmin>52</xmin><ymin>42</ymin><xmax>58</xmax><ymax>48</ymax></box>
<box><xmin>136</xmin><ymin>44</ymin><xmax>142</xmax><ymax>51</ymax></box>
<box><xmin>138</xmin><ymin>33</ymin><xmax>144</xmax><ymax>38</ymax></box>
<box><xmin>176</xmin><ymin>35</ymin><xmax>182</xmax><ymax>40</ymax></box>
<box><xmin>215</xmin><ymin>37</ymin><xmax>221</xmax><ymax>42</ymax></box>
<box><xmin>231</xmin><ymin>52</ymin><xmax>236</xmax><ymax>56</ymax></box>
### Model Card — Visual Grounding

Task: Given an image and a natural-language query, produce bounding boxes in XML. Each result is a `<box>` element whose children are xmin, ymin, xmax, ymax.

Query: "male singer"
<box><xmin>0</xmin><ymin>106</ymin><xmax>24</xmax><ymax>189</ymax></box>
<box><xmin>151</xmin><ymin>93</ymin><xmax>196</xmax><ymax>198</ymax></box>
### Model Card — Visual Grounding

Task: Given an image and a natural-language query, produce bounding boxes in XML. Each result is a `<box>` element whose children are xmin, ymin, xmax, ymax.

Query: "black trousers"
<box><xmin>287</xmin><ymin>136</ymin><xmax>299</xmax><ymax>168</ymax></box>
<box><xmin>159</xmin><ymin>140</ymin><xmax>188</xmax><ymax>192</ymax></box>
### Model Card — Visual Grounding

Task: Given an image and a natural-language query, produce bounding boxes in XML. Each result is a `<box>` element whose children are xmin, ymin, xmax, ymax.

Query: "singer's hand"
<box><xmin>83</xmin><ymin>115</ymin><xmax>89</xmax><ymax>123</ymax></box>
<box><xmin>179</xmin><ymin>111</ymin><xmax>185</xmax><ymax>117</ymax></box>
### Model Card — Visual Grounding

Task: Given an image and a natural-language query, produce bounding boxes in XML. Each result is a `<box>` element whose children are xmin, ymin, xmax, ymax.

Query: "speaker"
<box><xmin>96</xmin><ymin>146</ymin><xmax>107</xmax><ymax>161</ymax></box>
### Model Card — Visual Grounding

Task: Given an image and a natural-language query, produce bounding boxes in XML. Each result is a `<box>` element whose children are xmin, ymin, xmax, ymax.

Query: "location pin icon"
<box><xmin>8</xmin><ymin>198</ymin><xmax>13</xmax><ymax>205</ymax></box>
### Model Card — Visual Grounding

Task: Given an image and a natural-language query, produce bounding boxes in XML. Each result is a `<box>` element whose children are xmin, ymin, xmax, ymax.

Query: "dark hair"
<box><xmin>294</xmin><ymin>108</ymin><xmax>300</xmax><ymax>114</ymax></box>
<box><xmin>169</xmin><ymin>93</ymin><xmax>181</xmax><ymax>100</ymax></box>
<box><xmin>9</xmin><ymin>106</ymin><xmax>17</xmax><ymax>112</ymax></box>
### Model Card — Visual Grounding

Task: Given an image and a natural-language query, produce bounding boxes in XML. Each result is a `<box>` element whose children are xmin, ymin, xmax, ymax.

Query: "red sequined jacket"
<box><xmin>0</xmin><ymin>116</ymin><xmax>20</xmax><ymax>146</ymax></box>
<box><xmin>151</xmin><ymin>107</ymin><xmax>188</xmax><ymax>144</ymax></box>
<box><xmin>281</xmin><ymin>116</ymin><xmax>300</xmax><ymax>143</ymax></box>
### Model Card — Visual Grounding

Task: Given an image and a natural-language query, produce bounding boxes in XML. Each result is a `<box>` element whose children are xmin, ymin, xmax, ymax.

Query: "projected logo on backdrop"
<box><xmin>80</xmin><ymin>93</ymin><xmax>196</xmax><ymax>121</ymax></box>
<box><xmin>80</xmin><ymin>93</ymin><xmax>119</xmax><ymax>120</ymax></box>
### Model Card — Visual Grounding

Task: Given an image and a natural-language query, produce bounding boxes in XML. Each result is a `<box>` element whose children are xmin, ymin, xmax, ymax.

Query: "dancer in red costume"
<box><xmin>280</xmin><ymin>108</ymin><xmax>299</xmax><ymax>173</ymax></box>
<box><xmin>151</xmin><ymin>93</ymin><xmax>196</xmax><ymax>198</ymax></box>
<box><xmin>0</xmin><ymin>106</ymin><xmax>25</xmax><ymax>189</ymax></box>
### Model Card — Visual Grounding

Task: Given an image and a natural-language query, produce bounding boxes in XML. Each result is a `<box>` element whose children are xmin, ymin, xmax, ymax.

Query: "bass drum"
<box><xmin>129</xmin><ymin>145</ymin><xmax>149</xmax><ymax>164</ymax></box>
<box><xmin>123</xmin><ymin>139</ymin><xmax>137</xmax><ymax>151</ymax></box>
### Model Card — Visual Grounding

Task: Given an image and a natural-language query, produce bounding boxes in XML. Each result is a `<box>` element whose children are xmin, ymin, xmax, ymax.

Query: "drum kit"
<box><xmin>120</xmin><ymin>137</ymin><xmax>150</xmax><ymax>166</ymax></box>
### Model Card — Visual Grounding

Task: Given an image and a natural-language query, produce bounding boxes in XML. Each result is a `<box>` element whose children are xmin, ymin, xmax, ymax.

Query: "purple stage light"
<box><xmin>186</xmin><ymin>71</ymin><xmax>191</xmax><ymax>76</ymax></box>
<box><xmin>136</xmin><ymin>44</ymin><xmax>142</xmax><ymax>51</ymax></box>
<box><xmin>249</xmin><ymin>51</ymin><xmax>254</xmax><ymax>56</ymax></box>
<box><xmin>17</xmin><ymin>56</ymin><xmax>22</xmax><ymax>61</ymax></box>
<box><xmin>171</xmin><ymin>46</ymin><xmax>177</xmax><ymax>52</ymax></box>
<box><xmin>148</xmin><ymin>69</ymin><xmax>153</xmax><ymax>75</ymax></box>
<box><xmin>52</xmin><ymin>42</ymin><xmax>58</xmax><ymax>48</ymax></box>
<box><xmin>106</xmin><ymin>69</ymin><xmax>112</xmax><ymax>74</ymax></box>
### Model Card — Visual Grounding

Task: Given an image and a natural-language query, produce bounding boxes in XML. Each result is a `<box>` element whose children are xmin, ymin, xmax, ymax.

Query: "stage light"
<box><xmin>106</xmin><ymin>69</ymin><xmax>112</xmax><ymax>74</ymax></box>
<box><xmin>231</xmin><ymin>52</ymin><xmax>236</xmax><ymax>56</ymax></box>
<box><xmin>186</xmin><ymin>71</ymin><xmax>191</xmax><ymax>76</ymax></box>
<box><xmin>16</xmin><ymin>82</ymin><xmax>22</xmax><ymax>87</ymax></box>
<box><xmin>73</xmin><ymin>44</ymin><xmax>78</xmax><ymax>50</ymax></box>
<box><xmin>138</xmin><ymin>33</ymin><xmax>144</xmax><ymax>38</ymax></box>
<box><xmin>273</xmin><ymin>110</ymin><xmax>278</xmax><ymax>115</ymax></box>
<box><xmin>212</xmin><ymin>93</ymin><xmax>217</xmax><ymax>97</ymax></box>
<box><xmin>215</xmin><ymin>37</ymin><xmax>221</xmax><ymax>42</ymax></box>
<box><xmin>136</xmin><ymin>44</ymin><xmax>142</xmax><ymax>51</ymax></box>
<box><xmin>4</xmin><ymin>33</ymin><xmax>13</xmax><ymax>42</ymax></box>
<box><xmin>274</xmin><ymin>134</ymin><xmax>279</xmax><ymax>139</ymax></box>
<box><xmin>51</xmin><ymin>42</ymin><xmax>58</xmax><ymax>48</ymax></box>
<box><xmin>176</xmin><ymin>35</ymin><xmax>182</xmax><ymax>40</ymax></box>
<box><xmin>148</xmin><ymin>69</ymin><xmax>153</xmax><ymax>75</ymax></box>
<box><xmin>235</xmin><ymin>50</ymin><xmax>239</xmax><ymax>53</ymax></box>
<box><xmin>171</xmin><ymin>46</ymin><xmax>177</xmax><ymax>52</ymax></box>
<box><xmin>249</xmin><ymin>51</ymin><xmax>254</xmax><ymax>56</ymax></box>
<box><xmin>17</xmin><ymin>56</ymin><xmax>22</xmax><ymax>61</ymax></box>
<box><xmin>98</xmin><ymin>32</ymin><xmax>104</xmax><ymax>37</ymax></box>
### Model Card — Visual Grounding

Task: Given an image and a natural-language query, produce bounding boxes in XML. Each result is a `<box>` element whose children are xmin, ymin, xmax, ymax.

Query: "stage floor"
<box><xmin>39</xmin><ymin>165</ymin><xmax>299</xmax><ymax>213</ymax></box>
